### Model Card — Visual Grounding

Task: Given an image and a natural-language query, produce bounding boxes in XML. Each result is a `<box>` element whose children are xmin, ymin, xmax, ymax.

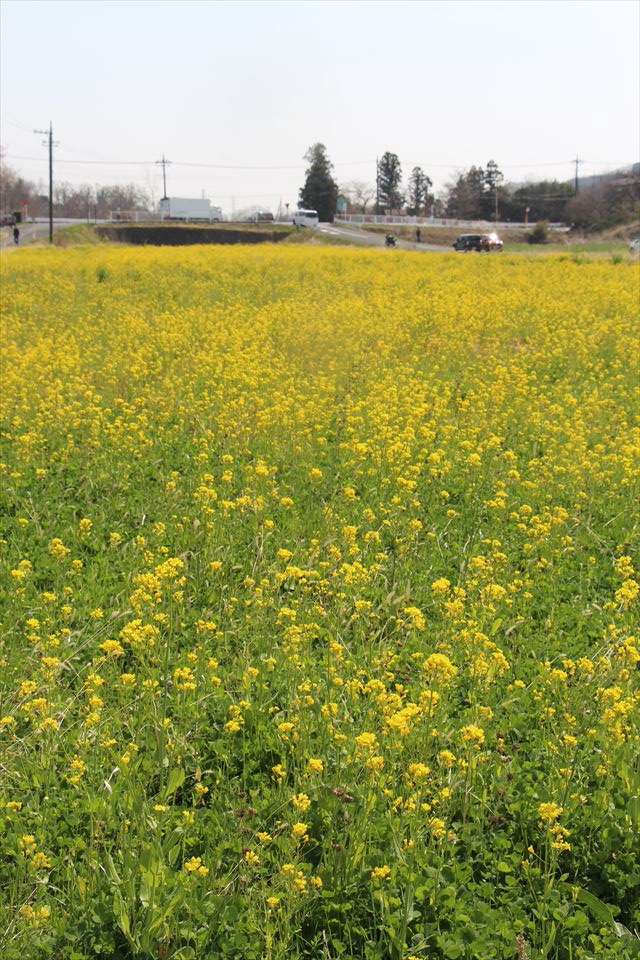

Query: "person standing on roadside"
<box><xmin>415</xmin><ymin>227</ymin><xmax>421</xmax><ymax>243</ymax></box>
<box><xmin>13</xmin><ymin>226</ymin><xmax>20</xmax><ymax>245</ymax></box>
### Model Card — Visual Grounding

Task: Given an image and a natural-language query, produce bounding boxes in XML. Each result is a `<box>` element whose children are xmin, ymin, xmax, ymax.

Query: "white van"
<box><xmin>293</xmin><ymin>209</ymin><xmax>319</xmax><ymax>228</ymax></box>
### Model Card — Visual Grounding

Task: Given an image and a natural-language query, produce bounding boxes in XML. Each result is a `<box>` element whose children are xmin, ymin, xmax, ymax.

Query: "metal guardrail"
<box><xmin>109</xmin><ymin>211</ymin><xmax>158</xmax><ymax>222</ymax></box>
<box><xmin>335</xmin><ymin>214</ymin><xmax>569</xmax><ymax>232</ymax></box>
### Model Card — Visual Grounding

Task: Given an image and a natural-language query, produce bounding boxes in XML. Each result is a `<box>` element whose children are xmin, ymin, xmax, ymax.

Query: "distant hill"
<box><xmin>566</xmin><ymin>163</ymin><xmax>639</xmax><ymax>230</ymax></box>
<box><xmin>576</xmin><ymin>163</ymin><xmax>639</xmax><ymax>191</ymax></box>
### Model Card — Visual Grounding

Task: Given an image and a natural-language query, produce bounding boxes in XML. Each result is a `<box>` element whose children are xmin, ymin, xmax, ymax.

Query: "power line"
<box><xmin>4</xmin><ymin>151</ymin><xmax>634</xmax><ymax>171</ymax></box>
<box><xmin>1</xmin><ymin>152</ymin><xmax>366</xmax><ymax>170</ymax></box>
<box><xmin>174</xmin><ymin>159</ymin><xmax>372</xmax><ymax>170</ymax></box>
<box><xmin>3</xmin><ymin>117</ymin><xmax>37</xmax><ymax>133</ymax></box>
<box><xmin>509</xmin><ymin>194</ymin><xmax>573</xmax><ymax>200</ymax></box>
<box><xmin>4</xmin><ymin>154</ymin><xmax>152</xmax><ymax>165</ymax></box>
<box><xmin>4</xmin><ymin>147</ymin><xmax>635</xmax><ymax>213</ymax></box>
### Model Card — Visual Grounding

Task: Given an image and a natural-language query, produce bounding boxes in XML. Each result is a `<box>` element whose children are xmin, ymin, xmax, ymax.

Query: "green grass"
<box><xmin>53</xmin><ymin>224</ymin><xmax>105</xmax><ymax>246</ymax></box>
<box><xmin>506</xmin><ymin>241</ymin><xmax>631</xmax><ymax>257</ymax></box>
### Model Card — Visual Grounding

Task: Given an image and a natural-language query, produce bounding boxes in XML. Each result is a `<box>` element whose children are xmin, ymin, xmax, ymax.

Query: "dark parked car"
<box><xmin>453</xmin><ymin>232</ymin><xmax>503</xmax><ymax>252</ymax></box>
<box><xmin>453</xmin><ymin>233</ymin><xmax>482</xmax><ymax>251</ymax></box>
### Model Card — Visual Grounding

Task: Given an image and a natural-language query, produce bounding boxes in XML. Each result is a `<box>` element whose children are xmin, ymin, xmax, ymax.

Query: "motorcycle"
<box><xmin>385</xmin><ymin>234</ymin><xmax>396</xmax><ymax>248</ymax></box>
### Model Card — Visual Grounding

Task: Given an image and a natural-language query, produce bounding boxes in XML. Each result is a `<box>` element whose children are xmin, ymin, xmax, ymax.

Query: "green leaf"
<box><xmin>164</xmin><ymin>766</ymin><xmax>186</xmax><ymax>800</ymax></box>
<box><xmin>543</xmin><ymin>920</ymin><xmax>557</xmax><ymax>955</ymax></box>
<box><xmin>104</xmin><ymin>852</ymin><xmax>120</xmax><ymax>886</ymax></box>
<box><xmin>112</xmin><ymin>891</ymin><xmax>130</xmax><ymax>937</ymax></box>
<box><xmin>574</xmin><ymin>888</ymin><xmax>616</xmax><ymax>926</ymax></box>
<box><xmin>438</xmin><ymin>936</ymin><xmax>464</xmax><ymax>959</ymax></box>
<box><xmin>443</xmin><ymin>942</ymin><xmax>463</xmax><ymax>959</ymax></box>
<box><xmin>139</xmin><ymin>870</ymin><xmax>154</xmax><ymax>909</ymax></box>
<box><xmin>139</xmin><ymin>843</ymin><xmax>160</xmax><ymax>873</ymax></box>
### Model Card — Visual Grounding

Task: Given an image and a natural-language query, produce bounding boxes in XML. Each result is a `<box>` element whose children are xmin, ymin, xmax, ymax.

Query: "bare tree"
<box><xmin>234</xmin><ymin>204</ymin><xmax>262</xmax><ymax>222</ymax></box>
<box><xmin>95</xmin><ymin>184</ymin><xmax>151</xmax><ymax>217</ymax></box>
<box><xmin>1</xmin><ymin>147</ymin><xmax>38</xmax><ymax>214</ymax></box>
<box><xmin>341</xmin><ymin>180</ymin><xmax>376</xmax><ymax>213</ymax></box>
<box><xmin>144</xmin><ymin>167</ymin><xmax>160</xmax><ymax>211</ymax></box>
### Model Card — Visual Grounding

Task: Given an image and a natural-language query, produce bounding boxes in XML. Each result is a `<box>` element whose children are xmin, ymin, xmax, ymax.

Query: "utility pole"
<box><xmin>48</xmin><ymin>126</ymin><xmax>53</xmax><ymax>242</ymax></box>
<box><xmin>375</xmin><ymin>156</ymin><xmax>379</xmax><ymax>215</ymax></box>
<box><xmin>156</xmin><ymin>154</ymin><xmax>171</xmax><ymax>200</ymax></box>
<box><xmin>574</xmin><ymin>156</ymin><xmax>582</xmax><ymax>196</ymax></box>
<box><xmin>34</xmin><ymin>123</ymin><xmax>55</xmax><ymax>243</ymax></box>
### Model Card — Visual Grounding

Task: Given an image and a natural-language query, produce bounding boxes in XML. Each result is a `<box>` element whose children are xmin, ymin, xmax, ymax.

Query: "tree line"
<box><xmin>2</xmin><ymin>145</ymin><xmax>637</xmax><ymax>230</ymax></box>
<box><xmin>0</xmin><ymin>150</ymin><xmax>150</xmax><ymax>219</ymax></box>
<box><xmin>299</xmin><ymin>145</ymin><xmax>639</xmax><ymax>228</ymax></box>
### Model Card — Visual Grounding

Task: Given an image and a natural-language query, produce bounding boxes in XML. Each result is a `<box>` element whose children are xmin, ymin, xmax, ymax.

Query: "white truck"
<box><xmin>159</xmin><ymin>198</ymin><xmax>222</xmax><ymax>222</ymax></box>
<box><xmin>293</xmin><ymin>209</ymin><xmax>319</xmax><ymax>228</ymax></box>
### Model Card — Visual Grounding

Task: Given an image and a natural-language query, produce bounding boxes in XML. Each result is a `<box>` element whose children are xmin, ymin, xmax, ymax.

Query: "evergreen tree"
<box><xmin>505</xmin><ymin>180</ymin><xmax>574</xmax><ymax>222</ymax></box>
<box><xmin>445</xmin><ymin>165</ymin><xmax>486</xmax><ymax>219</ymax></box>
<box><xmin>377</xmin><ymin>152</ymin><xmax>403</xmax><ymax>213</ymax></box>
<box><xmin>406</xmin><ymin>166</ymin><xmax>434</xmax><ymax>216</ymax></box>
<box><xmin>484</xmin><ymin>160</ymin><xmax>503</xmax><ymax>194</ymax></box>
<box><xmin>482</xmin><ymin>160</ymin><xmax>504</xmax><ymax>219</ymax></box>
<box><xmin>298</xmin><ymin>143</ymin><xmax>338</xmax><ymax>222</ymax></box>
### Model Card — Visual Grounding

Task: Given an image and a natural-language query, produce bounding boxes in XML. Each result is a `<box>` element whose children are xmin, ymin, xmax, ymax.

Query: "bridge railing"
<box><xmin>335</xmin><ymin>214</ymin><xmax>569</xmax><ymax>232</ymax></box>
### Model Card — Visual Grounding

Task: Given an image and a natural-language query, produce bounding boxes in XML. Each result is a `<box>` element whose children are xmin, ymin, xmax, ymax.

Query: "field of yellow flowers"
<box><xmin>1</xmin><ymin>245</ymin><xmax>639</xmax><ymax>960</ymax></box>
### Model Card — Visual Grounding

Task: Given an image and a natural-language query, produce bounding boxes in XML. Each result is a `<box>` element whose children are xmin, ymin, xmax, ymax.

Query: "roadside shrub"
<box><xmin>527</xmin><ymin>220</ymin><xmax>549</xmax><ymax>244</ymax></box>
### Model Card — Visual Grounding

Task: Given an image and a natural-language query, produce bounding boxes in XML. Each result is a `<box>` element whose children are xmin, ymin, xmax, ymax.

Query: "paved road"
<box><xmin>317</xmin><ymin>221</ymin><xmax>450</xmax><ymax>252</ymax></box>
<box><xmin>0</xmin><ymin>218</ymin><xmax>106</xmax><ymax>250</ymax></box>
<box><xmin>0</xmin><ymin>220</ymin><xmax>61</xmax><ymax>249</ymax></box>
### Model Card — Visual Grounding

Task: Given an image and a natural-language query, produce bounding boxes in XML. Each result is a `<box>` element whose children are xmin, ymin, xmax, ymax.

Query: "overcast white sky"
<box><xmin>1</xmin><ymin>0</ymin><xmax>638</xmax><ymax>215</ymax></box>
